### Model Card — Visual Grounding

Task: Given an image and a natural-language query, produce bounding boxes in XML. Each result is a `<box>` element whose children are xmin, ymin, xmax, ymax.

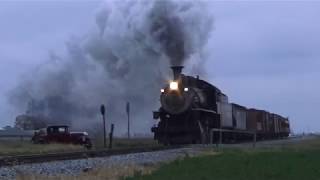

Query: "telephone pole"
<box><xmin>100</xmin><ymin>104</ymin><xmax>106</xmax><ymax>148</ymax></box>
<box><xmin>126</xmin><ymin>102</ymin><xmax>130</xmax><ymax>139</ymax></box>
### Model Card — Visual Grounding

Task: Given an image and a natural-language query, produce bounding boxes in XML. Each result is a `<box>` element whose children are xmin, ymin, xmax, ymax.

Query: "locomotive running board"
<box><xmin>192</xmin><ymin>108</ymin><xmax>217</xmax><ymax>114</ymax></box>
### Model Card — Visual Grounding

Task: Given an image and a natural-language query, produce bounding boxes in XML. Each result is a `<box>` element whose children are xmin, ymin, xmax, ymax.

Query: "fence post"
<box><xmin>210</xmin><ymin>129</ymin><xmax>213</xmax><ymax>145</ymax></box>
<box><xmin>219</xmin><ymin>129</ymin><xmax>222</xmax><ymax>146</ymax></box>
<box><xmin>216</xmin><ymin>131</ymin><xmax>219</xmax><ymax>148</ymax></box>
<box><xmin>109</xmin><ymin>124</ymin><xmax>114</xmax><ymax>149</ymax></box>
<box><xmin>253</xmin><ymin>132</ymin><xmax>256</xmax><ymax>148</ymax></box>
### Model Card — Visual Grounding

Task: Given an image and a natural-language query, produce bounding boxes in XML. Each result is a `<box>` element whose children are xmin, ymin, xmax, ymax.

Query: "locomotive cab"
<box><xmin>152</xmin><ymin>66</ymin><xmax>221</xmax><ymax>144</ymax></box>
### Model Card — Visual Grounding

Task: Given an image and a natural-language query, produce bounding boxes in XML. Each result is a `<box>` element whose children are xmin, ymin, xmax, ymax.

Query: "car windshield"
<box><xmin>47</xmin><ymin>127</ymin><xmax>68</xmax><ymax>133</ymax></box>
<box><xmin>58</xmin><ymin>127</ymin><xmax>66</xmax><ymax>133</ymax></box>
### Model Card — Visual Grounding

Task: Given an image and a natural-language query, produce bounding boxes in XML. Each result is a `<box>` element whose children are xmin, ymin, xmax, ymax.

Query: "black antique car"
<box><xmin>32</xmin><ymin>125</ymin><xmax>92</xmax><ymax>149</ymax></box>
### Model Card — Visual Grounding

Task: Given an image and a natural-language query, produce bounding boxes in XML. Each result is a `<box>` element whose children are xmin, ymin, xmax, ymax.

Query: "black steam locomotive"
<box><xmin>151</xmin><ymin>66</ymin><xmax>290</xmax><ymax>145</ymax></box>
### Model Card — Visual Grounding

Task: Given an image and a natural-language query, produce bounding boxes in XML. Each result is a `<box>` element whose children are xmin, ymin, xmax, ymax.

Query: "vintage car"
<box><xmin>32</xmin><ymin>125</ymin><xmax>92</xmax><ymax>149</ymax></box>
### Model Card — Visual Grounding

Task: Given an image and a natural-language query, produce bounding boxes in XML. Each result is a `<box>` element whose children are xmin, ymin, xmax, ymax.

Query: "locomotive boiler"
<box><xmin>152</xmin><ymin>66</ymin><xmax>290</xmax><ymax>145</ymax></box>
<box><xmin>152</xmin><ymin>66</ymin><xmax>224</xmax><ymax>144</ymax></box>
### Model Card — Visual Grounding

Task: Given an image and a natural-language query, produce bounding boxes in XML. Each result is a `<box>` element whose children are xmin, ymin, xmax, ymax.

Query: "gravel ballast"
<box><xmin>0</xmin><ymin>147</ymin><xmax>204</xmax><ymax>179</ymax></box>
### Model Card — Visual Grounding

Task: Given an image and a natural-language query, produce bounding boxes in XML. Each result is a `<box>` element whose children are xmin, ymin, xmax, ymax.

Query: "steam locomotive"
<box><xmin>151</xmin><ymin>66</ymin><xmax>290</xmax><ymax>145</ymax></box>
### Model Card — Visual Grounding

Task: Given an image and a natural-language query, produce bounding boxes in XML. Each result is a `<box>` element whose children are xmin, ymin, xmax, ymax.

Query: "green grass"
<box><xmin>0</xmin><ymin>140</ymin><xmax>84</xmax><ymax>156</ymax></box>
<box><xmin>127</xmin><ymin>137</ymin><xmax>320</xmax><ymax>180</ymax></box>
<box><xmin>128</xmin><ymin>150</ymin><xmax>320</xmax><ymax>180</ymax></box>
<box><xmin>92</xmin><ymin>137</ymin><xmax>160</xmax><ymax>149</ymax></box>
<box><xmin>113</xmin><ymin>138</ymin><xmax>160</xmax><ymax>149</ymax></box>
<box><xmin>0</xmin><ymin>138</ymin><xmax>160</xmax><ymax>156</ymax></box>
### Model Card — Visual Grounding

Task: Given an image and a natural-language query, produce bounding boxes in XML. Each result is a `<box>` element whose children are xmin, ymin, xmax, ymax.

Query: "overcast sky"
<box><xmin>0</xmin><ymin>1</ymin><xmax>319</xmax><ymax>133</ymax></box>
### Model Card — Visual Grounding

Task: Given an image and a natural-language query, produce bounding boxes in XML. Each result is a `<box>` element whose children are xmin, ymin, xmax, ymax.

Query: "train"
<box><xmin>151</xmin><ymin>66</ymin><xmax>290</xmax><ymax>145</ymax></box>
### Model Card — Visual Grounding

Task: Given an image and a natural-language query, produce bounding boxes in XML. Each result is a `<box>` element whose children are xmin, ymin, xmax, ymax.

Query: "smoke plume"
<box><xmin>9</xmin><ymin>0</ymin><xmax>213</xmax><ymax>135</ymax></box>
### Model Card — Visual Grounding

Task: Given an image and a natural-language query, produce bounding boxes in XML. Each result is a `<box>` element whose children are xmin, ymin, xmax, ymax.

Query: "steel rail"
<box><xmin>0</xmin><ymin>145</ymin><xmax>182</xmax><ymax>167</ymax></box>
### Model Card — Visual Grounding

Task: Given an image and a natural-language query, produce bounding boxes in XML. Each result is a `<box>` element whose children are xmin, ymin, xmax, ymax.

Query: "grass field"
<box><xmin>93</xmin><ymin>138</ymin><xmax>159</xmax><ymax>149</ymax></box>
<box><xmin>0</xmin><ymin>139</ymin><xmax>84</xmax><ymax>156</ymax></box>
<box><xmin>127</xmin><ymin>136</ymin><xmax>320</xmax><ymax>180</ymax></box>
<box><xmin>11</xmin><ymin>136</ymin><xmax>320</xmax><ymax>180</ymax></box>
<box><xmin>0</xmin><ymin>138</ymin><xmax>159</xmax><ymax>156</ymax></box>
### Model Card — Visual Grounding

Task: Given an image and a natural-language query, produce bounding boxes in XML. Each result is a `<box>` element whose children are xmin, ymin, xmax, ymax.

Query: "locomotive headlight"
<box><xmin>170</xmin><ymin>81</ymin><xmax>178</xmax><ymax>90</ymax></box>
<box><xmin>184</xmin><ymin>87</ymin><xmax>189</xmax><ymax>92</ymax></box>
<box><xmin>160</xmin><ymin>89</ymin><xmax>165</xmax><ymax>93</ymax></box>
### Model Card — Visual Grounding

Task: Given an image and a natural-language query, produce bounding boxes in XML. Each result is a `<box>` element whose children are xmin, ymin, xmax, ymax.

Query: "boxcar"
<box><xmin>231</xmin><ymin>103</ymin><xmax>247</xmax><ymax>130</ymax></box>
<box><xmin>247</xmin><ymin>109</ymin><xmax>269</xmax><ymax>139</ymax></box>
<box><xmin>217</xmin><ymin>102</ymin><xmax>233</xmax><ymax>128</ymax></box>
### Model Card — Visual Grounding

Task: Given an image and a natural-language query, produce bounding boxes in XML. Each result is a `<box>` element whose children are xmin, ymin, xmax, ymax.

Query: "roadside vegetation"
<box><xmin>0</xmin><ymin>138</ymin><xmax>159</xmax><ymax>156</ymax></box>
<box><xmin>127</xmin><ymin>150</ymin><xmax>320</xmax><ymax>180</ymax></box>
<box><xmin>0</xmin><ymin>139</ymin><xmax>84</xmax><ymax>156</ymax></box>
<box><xmin>17</xmin><ymin>164</ymin><xmax>157</xmax><ymax>180</ymax></box>
<box><xmin>92</xmin><ymin>137</ymin><xmax>159</xmax><ymax>149</ymax></box>
<box><xmin>13</xmin><ymin>136</ymin><xmax>320</xmax><ymax>180</ymax></box>
<box><xmin>127</xmin><ymin>136</ymin><xmax>320</xmax><ymax>180</ymax></box>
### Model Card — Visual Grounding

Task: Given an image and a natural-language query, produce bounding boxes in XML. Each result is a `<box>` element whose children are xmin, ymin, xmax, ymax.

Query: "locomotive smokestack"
<box><xmin>171</xmin><ymin>66</ymin><xmax>184</xmax><ymax>81</ymax></box>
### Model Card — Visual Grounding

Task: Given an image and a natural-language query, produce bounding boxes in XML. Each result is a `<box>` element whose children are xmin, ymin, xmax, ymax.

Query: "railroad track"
<box><xmin>0</xmin><ymin>145</ymin><xmax>181</xmax><ymax>167</ymax></box>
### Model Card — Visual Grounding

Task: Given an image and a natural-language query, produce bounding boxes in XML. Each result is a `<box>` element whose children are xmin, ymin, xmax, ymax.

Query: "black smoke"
<box><xmin>8</xmin><ymin>0</ymin><xmax>214</xmax><ymax>135</ymax></box>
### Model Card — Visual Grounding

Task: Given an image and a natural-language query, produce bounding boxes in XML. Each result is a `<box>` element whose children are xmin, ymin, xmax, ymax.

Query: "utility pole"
<box><xmin>126</xmin><ymin>102</ymin><xmax>130</xmax><ymax>139</ymax></box>
<box><xmin>109</xmin><ymin>124</ymin><xmax>114</xmax><ymax>149</ymax></box>
<box><xmin>100</xmin><ymin>104</ymin><xmax>106</xmax><ymax>148</ymax></box>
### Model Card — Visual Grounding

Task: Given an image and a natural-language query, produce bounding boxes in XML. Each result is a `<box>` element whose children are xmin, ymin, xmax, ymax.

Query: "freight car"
<box><xmin>151</xmin><ymin>66</ymin><xmax>290</xmax><ymax>145</ymax></box>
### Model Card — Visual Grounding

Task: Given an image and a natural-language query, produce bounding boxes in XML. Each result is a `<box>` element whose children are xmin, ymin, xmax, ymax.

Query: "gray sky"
<box><xmin>207</xmin><ymin>1</ymin><xmax>320</xmax><ymax>133</ymax></box>
<box><xmin>0</xmin><ymin>1</ymin><xmax>319</xmax><ymax>133</ymax></box>
<box><xmin>0</xmin><ymin>0</ymin><xmax>100</xmax><ymax>126</ymax></box>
